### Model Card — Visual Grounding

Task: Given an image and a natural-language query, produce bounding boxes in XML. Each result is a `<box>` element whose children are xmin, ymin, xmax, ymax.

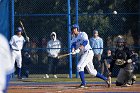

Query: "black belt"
<box><xmin>12</xmin><ymin>49</ymin><xmax>20</xmax><ymax>51</ymax></box>
<box><xmin>84</xmin><ymin>49</ymin><xmax>92</xmax><ymax>53</ymax></box>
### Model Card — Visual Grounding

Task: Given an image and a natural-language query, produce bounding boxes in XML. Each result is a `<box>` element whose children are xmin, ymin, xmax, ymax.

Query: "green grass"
<box><xmin>21</xmin><ymin>74</ymin><xmax>140</xmax><ymax>83</ymax></box>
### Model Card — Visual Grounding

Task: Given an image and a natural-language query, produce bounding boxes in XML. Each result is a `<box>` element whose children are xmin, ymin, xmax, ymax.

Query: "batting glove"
<box><xmin>72</xmin><ymin>48</ymin><xmax>80</xmax><ymax>55</ymax></box>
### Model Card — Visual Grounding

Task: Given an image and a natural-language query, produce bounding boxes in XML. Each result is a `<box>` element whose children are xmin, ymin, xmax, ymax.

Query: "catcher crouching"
<box><xmin>109</xmin><ymin>36</ymin><xmax>137</xmax><ymax>87</ymax></box>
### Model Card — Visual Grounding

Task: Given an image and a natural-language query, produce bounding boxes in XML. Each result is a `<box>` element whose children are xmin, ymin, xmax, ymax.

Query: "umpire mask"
<box><xmin>116</xmin><ymin>38</ymin><xmax>125</xmax><ymax>50</ymax></box>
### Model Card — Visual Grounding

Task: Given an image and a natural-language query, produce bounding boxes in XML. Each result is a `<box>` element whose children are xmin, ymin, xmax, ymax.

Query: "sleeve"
<box><xmin>81</xmin><ymin>32</ymin><xmax>89</xmax><ymax>46</ymax></box>
<box><xmin>9</xmin><ymin>36</ymin><xmax>14</xmax><ymax>49</ymax></box>
<box><xmin>9</xmin><ymin>37</ymin><xmax>13</xmax><ymax>45</ymax></box>
<box><xmin>57</xmin><ymin>40</ymin><xmax>61</xmax><ymax>53</ymax></box>
<box><xmin>100</xmin><ymin>38</ymin><xmax>103</xmax><ymax>54</ymax></box>
<box><xmin>46</xmin><ymin>41</ymin><xmax>50</xmax><ymax>54</ymax></box>
<box><xmin>82</xmin><ymin>40</ymin><xmax>88</xmax><ymax>47</ymax></box>
<box><xmin>89</xmin><ymin>38</ymin><xmax>93</xmax><ymax>48</ymax></box>
<box><xmin>71</xmin><ymin>42</ymin><xmax>76</xmax><ymax>49</ymax></box>
<box><xmin>23</xmin><ymin>37</ymin><xmax>28</xmax><ymax>48</ymax></box>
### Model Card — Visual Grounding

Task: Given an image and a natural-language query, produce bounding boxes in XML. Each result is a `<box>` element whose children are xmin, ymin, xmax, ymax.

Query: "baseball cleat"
<box><xmin>122</xmin><ymin>83</ymin><xmax>131</xmax><ymax>87</ymax></box>
<box><xmin>105</xmin><ymin>77</ymin><xmax>111</xmax><ymax>88</ymax></box>
<box><xmin>78</xmin><ymin>84</ymin><xmax>86</xmax><ymax>88</ymax></box>
<box><xmin>45</xmin><ymin>74</ymin><xmax>49</xmax><ymax>78</ymax></box>
<box><xmin>54</xmin><ymin>75</ymin><xmax>57</xmax><ymax>78</ymax></box>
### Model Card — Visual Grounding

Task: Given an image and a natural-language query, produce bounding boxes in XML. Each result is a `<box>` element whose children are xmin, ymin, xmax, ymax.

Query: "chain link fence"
<box><xmin>11</xmin><ymin>0</ymin><xmax>140</xmax><ymax>78</ymax></box>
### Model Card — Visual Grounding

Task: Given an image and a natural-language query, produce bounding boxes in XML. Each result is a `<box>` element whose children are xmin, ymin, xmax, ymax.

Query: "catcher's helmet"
<box><xmin>116</xmin><ymin>38</ymin><xmax>126</xmax><ymax>49</ymax></box>
<box><xmin>117</xmin><ymin>38</ymin><xmax>125</xmax><ymax>43</ymax></box>
<box><xmin>16</xmin><ymin>27</ymin><xmax>23</xmax><ymax>32</ymax></box>
<box><xmin>71</xmin><ymin>24</ymin><xmax>79</xmax><ymax>31</ymax></box>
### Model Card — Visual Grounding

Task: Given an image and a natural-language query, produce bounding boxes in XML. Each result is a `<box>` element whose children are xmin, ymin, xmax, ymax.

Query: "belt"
<box><xmin>84</xmin><ymin>49</ymin><xmax>92</xmax><ymax>53</ymax></box>
<box><xmin>12</xmin><ymin>49</ymin><xmax>20</xmax><ymax>51</ymax></box>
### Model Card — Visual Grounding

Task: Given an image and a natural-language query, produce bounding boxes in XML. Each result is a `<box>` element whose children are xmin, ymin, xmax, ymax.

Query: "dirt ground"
<box><xmin>8</xmin><ymin>83</ymin><xmax>140</xmax><ymax>93</ymax></box>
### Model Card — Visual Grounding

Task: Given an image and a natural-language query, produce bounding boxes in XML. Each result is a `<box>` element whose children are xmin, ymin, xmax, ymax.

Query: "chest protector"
<box><xmin>115</xmin><ymin>49</ymin><xmax>127</xmax><ymax>60</ymax></box>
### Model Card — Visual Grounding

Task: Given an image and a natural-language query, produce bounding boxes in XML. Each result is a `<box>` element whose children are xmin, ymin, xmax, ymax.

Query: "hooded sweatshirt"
<box><xmin>47</xmin><ymin>32</ymin><xmax>61</xmax><ymax>58</ymax></box>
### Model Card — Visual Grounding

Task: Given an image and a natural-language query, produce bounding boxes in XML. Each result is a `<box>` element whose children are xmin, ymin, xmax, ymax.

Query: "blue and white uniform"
<box><xmin>71</xmin><ymin>24</ymin><xmax>110</xmax><ymax>87</ymax></box>
<box><xmin>10</xmin><ymin>35</ymin><xmax>25</xmax><ymax>68</ymax></box>
<box><xmin>0</xmin><ymin>34</ymin><xmax>14</xmax><ymax>93</ymax></box>
<box><xmin>9</xmin><ymin>27</ymin><xmax>27</xmax><ymax>79</ymax></box>
<box><xmin>71</xmin><ymin>32</ymin><xmax>97</xmax><ymax>75</ymax></box>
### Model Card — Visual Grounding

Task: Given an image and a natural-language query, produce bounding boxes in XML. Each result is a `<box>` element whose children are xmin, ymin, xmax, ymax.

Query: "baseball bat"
<box><xmin>57</xmin><ymin>52</ymin><xmax>73</xmax><ymax>59</ymax></box>
<box><xmin>19</xmin><ymin>20</ymin><xmax>28</xmax><ymax>37</ymax></box>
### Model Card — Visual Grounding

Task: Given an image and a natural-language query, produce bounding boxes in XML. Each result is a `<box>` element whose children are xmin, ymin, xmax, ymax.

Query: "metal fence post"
<box><xmin>67</xmin><ymin>0</ymin><xmax>72</xmax><ymax>78</ymax></box>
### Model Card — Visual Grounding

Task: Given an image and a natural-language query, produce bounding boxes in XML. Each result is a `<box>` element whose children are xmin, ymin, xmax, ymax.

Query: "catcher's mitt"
<box><xmin>115</xmin><ymin>59</ymin><xmax>126</xmax><ymax>65</ymax></box>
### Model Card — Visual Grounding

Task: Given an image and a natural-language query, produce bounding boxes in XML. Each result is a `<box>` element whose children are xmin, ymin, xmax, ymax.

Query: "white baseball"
<box><xmin>113</xmin><ymin>11</ymin><xmax>117</xmax><ymax>14</ymax></box>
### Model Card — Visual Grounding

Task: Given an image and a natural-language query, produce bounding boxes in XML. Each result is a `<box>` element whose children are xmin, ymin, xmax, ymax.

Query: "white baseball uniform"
<box><xmin>0</xmin><ymin>34</ymin><xmax>14</xmax><ymax>93</ymax></box>
<box><xmin>71</xmin><ymin>32</ymin><xmax>97</xmax><ymax>76</ymax></box>
<box><xmin>9</xmin><ymin>35</ymin><xmax>25</xmax><ymax>68</ymax></box>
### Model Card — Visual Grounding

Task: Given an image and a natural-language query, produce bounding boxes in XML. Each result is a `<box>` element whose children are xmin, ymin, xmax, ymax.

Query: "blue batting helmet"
<box><xmin>71</xmin><ymin>24</ymin><xmax>79</xmax><ymax>30</ymax></box>
<box><xmin>16</xmin><ymin>27</ymin><xmax>23</xmax><ymax>32</ymax></box>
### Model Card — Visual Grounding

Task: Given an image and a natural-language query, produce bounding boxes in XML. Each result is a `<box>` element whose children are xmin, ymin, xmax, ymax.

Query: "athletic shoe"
<box><xmin>105</xmin><ymin>77</ymin><xmax>111</xmax><ymax>88</ymax></box>
<box><xmin>122</xmin><ymin>83</ymin><xmax>131</xmax><ymax>87</ymax></box>
<box><xmin>79</xmin><ymin>84</ymin><xmax>86</xmax><ymax>88</ymax></box>
<box><xmin>54</xmin><ymin>75</ymin><xmax>57</xmax><ymax>78</ymax></box>
<box><xmin>45</xmin><ymin>74</ymin><xmax>49</xmax><ymax>78</ymax></box>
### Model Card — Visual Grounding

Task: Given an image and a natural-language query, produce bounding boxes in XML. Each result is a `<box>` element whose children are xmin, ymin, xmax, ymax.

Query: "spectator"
<box><xmin>106</xmin><ymin>37</ymin><xmax>113</xmax><ymax>48</ymax></box>
<box><xmin>46</xmin><ymin>32</ymin><xmax>61</xmax><ymax>78</ymax></box>
<box><xmin>101</xmin><ymin>49</ymin><xmax>112</xmax><ymax>76</ymax></box>
<box><xmin>30</xmin><ymin>38</ymin><xmax>38</xmax><ymax>64</ymax></box>
<box><xmin>90</xmin><ymin>30</ymin><xmax>103</xmax><ymax>71</ymax></box>
<box><xmin>41</xmin><ymin>37</ymin><xmax>48</xmax><ymax>64</ymax></box>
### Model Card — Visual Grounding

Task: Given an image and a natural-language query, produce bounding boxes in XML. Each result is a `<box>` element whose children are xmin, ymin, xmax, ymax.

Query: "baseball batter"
<box><xmin>0</xmin><ymin>34</ymin><xmax>14</xmax><ymax>93</ymax></box>
<box><xmin>9</xmin><ymin>27</ymin><xmax>29</xmax><ymax>79</ymax></box>
<box><xmin>71</xmin><ymin>24</ymin><xmax>111</xmax><ymax>88</ymax></box>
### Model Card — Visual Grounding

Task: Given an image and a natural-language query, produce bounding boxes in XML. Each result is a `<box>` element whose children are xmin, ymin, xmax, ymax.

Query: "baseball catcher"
<box><xmin>109</xmin><ymin>36</ymin><xmax>137</xmax><ymax>87</ymax></box>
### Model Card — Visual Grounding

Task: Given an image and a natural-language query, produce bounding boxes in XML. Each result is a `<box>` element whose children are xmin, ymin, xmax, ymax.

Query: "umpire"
<box><xmin>109</xmin><ymin>36</ymin><xmax>137</xmax><ymax>87</ymax></box>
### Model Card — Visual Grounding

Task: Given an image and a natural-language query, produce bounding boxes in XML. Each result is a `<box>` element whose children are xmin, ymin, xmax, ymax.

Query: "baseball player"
<box><xmin>9</xmin><ymin>27</ymin><xmax>29</xmax><ymax>79</ymax></box>
<box><xmin>0</xmin><ymin>34</ymin><xmax>14</xmax><ymax>93</ymax></box>
<box><xmin>46</xmin><ymin>32</ymin><xmax>61</xmax><ymax>78</ymax></box>
<box><xmin>109</xmin><ymin>36</ymin><xmax>137</xmax><ymax>87</ymax></box>
<box><xmin>71</xmin><ymin>24</ymin><xmax>111</xmax><ymax>88</ymax></box>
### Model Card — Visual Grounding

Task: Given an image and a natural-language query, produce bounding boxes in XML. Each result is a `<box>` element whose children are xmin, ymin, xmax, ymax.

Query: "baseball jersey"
<box><xmin>9</xmin><ymin>35</ymin><xmax>25</xmax><ymax>50</ymax></box>
<box><xmin>71</xmin><ymin>32</ymin><xmax>92</xmax><ymax>53</ymax></box>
